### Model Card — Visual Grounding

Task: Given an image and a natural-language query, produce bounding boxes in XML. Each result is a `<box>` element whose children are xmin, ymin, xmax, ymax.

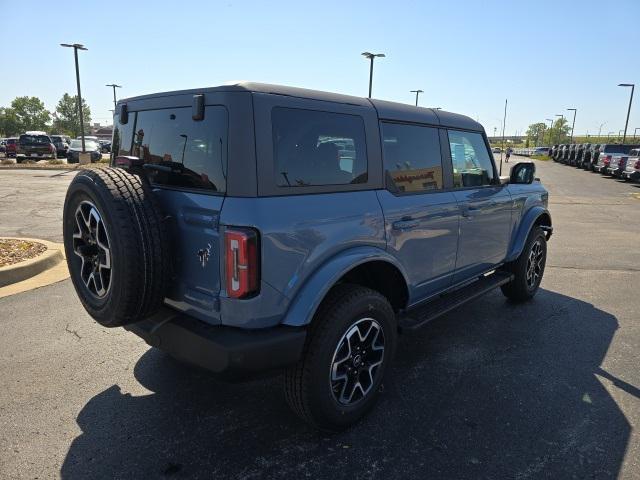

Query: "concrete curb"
<box><xmin>0</xmin><ymin>238</ymin><xmax>65</xmax><ymax>288</ymax></box>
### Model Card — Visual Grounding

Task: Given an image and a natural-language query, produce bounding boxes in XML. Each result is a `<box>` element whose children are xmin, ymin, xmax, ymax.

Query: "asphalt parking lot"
<box><xmin>1</xmin><ymin>157</ymin><xmax>639</xmax><ymax>479</ymax></box>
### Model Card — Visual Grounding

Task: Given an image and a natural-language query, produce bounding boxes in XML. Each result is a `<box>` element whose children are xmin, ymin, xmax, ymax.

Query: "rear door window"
<box><xmin>448</xmin><ymin>130</ymin><xmax>495</xmax><ymax>187</ymax></box>
<box><xmin>131</xmin><ymin>106</ymin><xmax>228</xmax><ymax>193</ymax></box>
<box><xmin>272</xmin><ymin>107</ymin><xmax>368</xmax><ymax>187</ymax></box>
<box><xmin>381</xmin><ymin>122</ymin><xmax>443</xmax><ymax>193</ymax></box>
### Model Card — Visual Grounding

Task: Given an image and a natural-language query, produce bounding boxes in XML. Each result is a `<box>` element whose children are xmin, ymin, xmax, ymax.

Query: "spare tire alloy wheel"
<box><xmin>330</xmin><ymin>318</ymin><xmax>385</xmax><ymax>406</ymax></box>
<box><xmin>72</xmin><ymin>200</ymin><xmax>112</xmax><ymax>298</ymax></box>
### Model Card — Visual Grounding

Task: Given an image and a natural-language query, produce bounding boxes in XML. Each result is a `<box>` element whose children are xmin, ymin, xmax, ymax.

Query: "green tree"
<box><xmin>10</xmin><ymin>96</ymin><xmax>51</xmax><ymax>132</ymax></box>
<box><xmin>0</xmin><ymin>107</ymin><xmax>21</xmax><ymax>136</ymax></box>
<box><xmin>52</xmin><ymin>93</ymin><xmax>92</xmax><ymax>136</ymax></box>
<box><xmin>526</xmin><ymin>122</ymin><xmax>547</xmax><ymax>146</ymax></box>
<box><xmin>548</xmin><ymin>118</ymin><xmax>571</xmax><ymax>144</ymax></box>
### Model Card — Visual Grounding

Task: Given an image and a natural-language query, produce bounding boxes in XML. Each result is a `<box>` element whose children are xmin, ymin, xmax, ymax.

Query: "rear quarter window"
<box><xmin>271</xmin><ymin>107</ymin><xmax>368</xmax><ymax>187</ymax></box>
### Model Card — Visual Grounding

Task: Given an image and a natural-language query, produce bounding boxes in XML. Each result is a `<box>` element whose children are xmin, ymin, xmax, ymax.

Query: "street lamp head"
<box><xmin>106</xmin><ymin>84</ymin><xmax>122</xmax><ymax>88</ymax></box>
<box><xmin>567</xmin><ymin>108</ymin><xmax>577</xmax><ymax>111</ymax></box>
<box><xmin>618</xmin><ymin>83</ymin><xmax>634</xmax><ymax>87</ymax></box>
<box><xmin>61</xmin><ymin>43</ymin><xmax>87</xmax><ymax>50</ymax></box>
<box><xmin>361</xmin><ymin>52</ymin><xmax>385</xmax><ymax>59</ymax></box>
<box><xmin>410</xmin><ymin>89</ymin><xmax>424</xmax><ymax>94</ymax></box>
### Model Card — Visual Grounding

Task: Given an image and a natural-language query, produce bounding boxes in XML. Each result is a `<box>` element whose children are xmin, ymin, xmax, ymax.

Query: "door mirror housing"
<box><xmin>509</xmin><ymin>162</ymin><xmax>536</xmax><ymax>184</ymax></box>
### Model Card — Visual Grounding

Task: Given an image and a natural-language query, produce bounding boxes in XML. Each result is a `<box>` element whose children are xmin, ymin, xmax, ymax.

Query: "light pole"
<box><xmin>179</xmin><ymin>134</ymin><xmax>188</xmax><ymax>164</ymax></box>
<box><xmin>618</xmin><ymin>83</ymin><xmax>635</xmax><ymax>143</ymax></box>
<box><xmin>410</xmin><ymin>89</ymin><xmax>423</xmax><ymax>106</ymax></box>
<box><xmin>500</xmin><ymin>99</ymin><xmax>507</xmax><ymax>173</ymax></box>
<box><xmin>567</xmin><ymin>108</ymin><xmax>577</xmax><ymax>143</ymax></box>
<box><xmin>634</xmin><ymin>127</ymin><xmax>640</xmax><ymax>139</ymax></box>
<box><xmin>598</xmin><ymin>122</ymin><xmax>606</xmax><ymax>138</ymax></box>
<box><xmin>607</xmin><ymin>132</ymin><xmax>614</xmax><ymax>141</ymax></box>
<box><xmin>61</xmin><ymin>43</ymin><xmax>88</xmax><ymax>152</ymax></box>
<box><xmin>105</xmin><ymin>84</ymin><xmax>122</xmax><ymax>110</ymax></box>
<box><xmin>545</xmin><ymin>118</ymin><xmax>553</xmax><ymax>145</ymax></box>
<box><xmin>361</xmin><ymin>52</ymin><xmax>385</xmax><ymax>98</ymax></box>
<box><xmin>555</xmin><ymin>114</ymin><xmax>564</xmax><ymax>144</ymax></box>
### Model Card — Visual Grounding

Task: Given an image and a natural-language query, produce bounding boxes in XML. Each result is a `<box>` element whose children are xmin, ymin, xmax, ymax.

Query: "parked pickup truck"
<box><xmin>17</xmin><ymin>132</ymin><xmax>56</xmax><ymax>161</ymax></box>
<box><xmin>621</xmin><ymin>149</ymin><xmax>640</xmax><ymax>182</ymax></box>
<box><xmin>63</xmin><ymin>82</ymin><xmax>553</xmax><ymax>430</ymax></box>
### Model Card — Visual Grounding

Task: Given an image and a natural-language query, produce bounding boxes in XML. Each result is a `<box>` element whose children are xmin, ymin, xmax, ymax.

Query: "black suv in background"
<box><xmin>50</xmin><ymin>135</ymin><xmax>70</xmax><ymax>158</ymax></box>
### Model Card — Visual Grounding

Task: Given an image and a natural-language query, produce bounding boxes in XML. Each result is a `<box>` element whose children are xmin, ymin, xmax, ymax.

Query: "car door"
<box><xmin>447</xmin><ymin>129</ymin><xmax>512</xmax><ymax>283</ymax></box>
<box><xmin>376</xmin><ymin>122</ymin><xmax>460</xmax><ymax>303</ymax></box>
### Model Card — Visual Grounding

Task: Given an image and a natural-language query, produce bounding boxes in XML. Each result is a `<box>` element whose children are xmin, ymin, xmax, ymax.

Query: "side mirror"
<box><xmin>118</xmin><ymin>103</ymin><xmax>128</xmax><ymax>124</ymax></box>
<box><xmin>509</xmin><ymin>162</ymin><xmax>536</xmax><ymax>184</ymax></box>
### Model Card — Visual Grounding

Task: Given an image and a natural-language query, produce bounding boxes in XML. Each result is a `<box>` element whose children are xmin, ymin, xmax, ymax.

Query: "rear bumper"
<box><xmin>125</xmin><ymin>307</ymin><xmax>307</xmax><ymax>379</ymax></box>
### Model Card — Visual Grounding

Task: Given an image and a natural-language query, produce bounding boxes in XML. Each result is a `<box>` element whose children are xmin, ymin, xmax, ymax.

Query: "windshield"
<box><xmin>20</xmin><ymin>135</ymin><xmax>51</xmax><ymax>144</ymax></box>
<box><xmin>70</xmin><ymin>140</ymin><xmax>98</xmax><ymax>150</ymax></box>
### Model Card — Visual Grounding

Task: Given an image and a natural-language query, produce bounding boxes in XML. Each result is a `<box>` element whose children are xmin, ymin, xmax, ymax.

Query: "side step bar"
<box><xmin>398</xmin><ymin>271</ymin><xmax>514</xmax><ymax>332</ymax></box>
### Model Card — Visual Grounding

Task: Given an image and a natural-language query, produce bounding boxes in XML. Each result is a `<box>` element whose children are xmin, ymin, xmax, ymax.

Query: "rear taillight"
<box><xmin>49</xmin><ymin>144</ymin><xmax>54</xmax><ymax>152</ymax></box>
<box><xmin>635</xmin><ymin>160</ymin><xmax>640</xmax><ymax>169</ymax></box>
<box><xmin>604</xmin><ymin>155</ymin><xmax>611</xmax><ymax>165</ymax></box>
<box><xmin>225</xmin><ymin>227</ymin><xmax>259</xmax><ymax>298</ymax></box>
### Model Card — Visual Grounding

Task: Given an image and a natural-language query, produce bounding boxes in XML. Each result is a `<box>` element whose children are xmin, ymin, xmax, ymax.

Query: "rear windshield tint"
<box><xmin>603</xmin><ymin>145</ymin><xmax>639</xmax><ymax>154</ymax></box>
<box><xmin>19</xmin><ymin>135</ymin><xmax>51</xmax><ymax>144</ymax></box>
<box><xmin>122</xmin><ymin>106</ymin><xmax>228</xmax><ymax>193</ymax></box>
<box><xmin>272</xmin><ymin>107</ymin><xmax>368</xmax><ymax>187</ymax></box>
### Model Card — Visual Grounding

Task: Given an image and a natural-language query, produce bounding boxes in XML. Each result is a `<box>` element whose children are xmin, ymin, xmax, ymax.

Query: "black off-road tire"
<box><xmin>284</xmin><ymin>284</ymin><xmax>397</xmax><ymax>431</ymax></box>
<box><xmin>63</xmin><ymin>167</ymin><xmax>169</xmax><ymax>327</ymax></box>
<box><xmin>501</xmin><ymin>226</ymin><xmax>547</xmax><ymax>302</ymax></box>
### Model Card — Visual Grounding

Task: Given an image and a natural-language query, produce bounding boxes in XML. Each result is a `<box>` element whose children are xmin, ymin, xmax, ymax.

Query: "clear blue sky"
<box><xmin>1</xmin><ymin>0</ymin><xmax>639</xmax><ymax>138</ymax></box>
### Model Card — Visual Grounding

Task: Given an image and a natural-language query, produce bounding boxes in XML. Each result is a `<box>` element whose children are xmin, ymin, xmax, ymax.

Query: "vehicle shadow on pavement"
<box><xmin>61</xmin><ymin>289</ymin><xmax>630</xmax><ymax>479</ymax></box>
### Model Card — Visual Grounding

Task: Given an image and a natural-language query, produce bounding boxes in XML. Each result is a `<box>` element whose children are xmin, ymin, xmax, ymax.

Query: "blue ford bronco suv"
<box><xmin>63</xmin><ymin>83</ymin><xmax>552</xmax><ymax>430</ymax></box>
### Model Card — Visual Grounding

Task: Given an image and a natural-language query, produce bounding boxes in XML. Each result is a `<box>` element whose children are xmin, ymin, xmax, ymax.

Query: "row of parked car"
<box><xmin>1</xmin><ymin>133</ymin><xmax>111</xmax><ymax>163</ymax></box>
<box><xmin>549</xmin><ymin>143</ymin><xmax>640</xmax><ymax>182</ymax></box>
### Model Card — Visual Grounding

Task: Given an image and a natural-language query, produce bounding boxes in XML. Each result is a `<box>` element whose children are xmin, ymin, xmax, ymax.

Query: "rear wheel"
<box><xmin>284</xmin><ymin>284</ymin><xmax>397</xmax><ymax>431</ymax></box>
<box><xmin>501</xmin><ymin>226</ymin><xmax>547</xmax><ymax>302</ymax></box>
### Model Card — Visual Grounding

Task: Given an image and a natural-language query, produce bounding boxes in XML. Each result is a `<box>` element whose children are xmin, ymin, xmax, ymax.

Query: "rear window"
<box><xmin>272</xmin><ymin>107</ymin><xmax>368</xmax><ymax>187</ymax></box>
<box><xmin>19</xmin><ymin>135</ymin><xmax>51</xmax><ymax>144</ymax></box>
<box><xmin>381</xmin><ymin>122</ymin><xmax>443</xmax><ymax>193</ymax></box>
<box><xmin>603</xmin><ymin>145</ymin><xmax>639</xmax><ymax>154</ymax></box>
<box><xmin>129</xmin><ymin>106</ymin><xmax>228</xmax><ymax>193</ymax></box>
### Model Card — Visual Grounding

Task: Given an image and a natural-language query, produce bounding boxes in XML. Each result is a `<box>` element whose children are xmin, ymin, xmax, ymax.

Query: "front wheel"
<box><xmin>284</xmin><ymin>284</ymin><xmax>397</xmax><ymax>431</ymax></box>
<box><xmin>501</xmin><ymin>226</ymin><xmax>547</xmax><ymax>302</ymax></box>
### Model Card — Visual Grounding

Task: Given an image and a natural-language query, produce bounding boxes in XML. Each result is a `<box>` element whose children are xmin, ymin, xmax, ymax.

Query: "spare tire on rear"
<box><xmin>63</xmin><ymin>167</ymin><xmax>169</xmax><ymax>327</ymax></box>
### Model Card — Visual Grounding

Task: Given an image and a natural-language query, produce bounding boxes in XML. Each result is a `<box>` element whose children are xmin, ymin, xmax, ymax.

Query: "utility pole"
<box><xmin>361</xmin><ymin>52</ymin><xmax>385</xmax><ymax>98</ymax></box>
<box><xmin>410</xmin><ymin>89</ymin><xmax>423</xmax><ymax>106</ymax></box>
<box><xmin>61</xmin><ymin>43</ymin><xmax>88</xmax><ymax>152</ymax></box>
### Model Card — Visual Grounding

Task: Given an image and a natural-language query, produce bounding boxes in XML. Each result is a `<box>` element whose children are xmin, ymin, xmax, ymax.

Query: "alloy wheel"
<box><xmin>330</xmin><ymin>318</ymin><xmax>385</xmax><ymax>406</ymax></box>
<box><xmin>526</xmin><ymin>239</ymin><xmax>544</xmax><ymax>289</ymax></box>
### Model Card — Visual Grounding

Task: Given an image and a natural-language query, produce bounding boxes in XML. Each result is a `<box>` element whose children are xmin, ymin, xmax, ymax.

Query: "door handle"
<box><xmin>461</xmin><ymin>206</ymin><xmax>481</xmax><ymax>218</ymax></box>
<box><xmin>392</xmin><ymin>218</ymin><xmax>419</xmax><ymax>230</ymax></box>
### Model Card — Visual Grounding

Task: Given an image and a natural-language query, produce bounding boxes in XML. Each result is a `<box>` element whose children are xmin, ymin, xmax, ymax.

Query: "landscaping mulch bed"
<box><xmin>0</xmin><ymin>239</ymin><xmax>47</xmax><ymax>268</ymax></box>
